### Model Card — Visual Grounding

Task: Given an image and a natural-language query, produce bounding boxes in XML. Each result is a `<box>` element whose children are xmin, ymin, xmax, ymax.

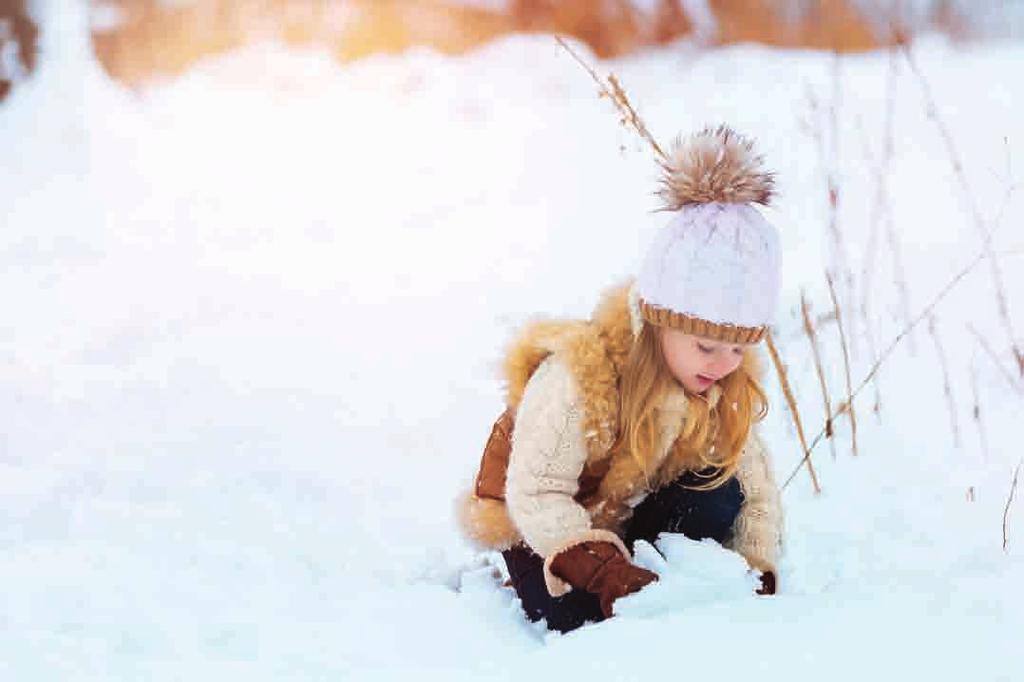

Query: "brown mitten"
<box><xmin>756</xmin><ymin>570</ymin><xmax>777</xmax><ymax>596</ymax></box>
<box><xmin>549</xmin><ymin>540</ymin><xmax>658</xmax><ymax>618</ymax></box>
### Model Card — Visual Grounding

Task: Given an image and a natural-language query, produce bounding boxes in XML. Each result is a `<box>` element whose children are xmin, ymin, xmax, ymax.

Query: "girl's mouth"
<box><xmin>696</xmin><ymin>373</ymin><xmax>716</xmax><ymax>385</ymax></box>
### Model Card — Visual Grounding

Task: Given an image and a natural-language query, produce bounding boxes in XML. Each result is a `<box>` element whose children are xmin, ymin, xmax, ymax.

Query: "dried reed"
<box><xmin>858</xmin><ymin>45</ymin><xmax>899</xmax><ymax>329</ymax></box>
<box><xmin>827</xmin><ymin>272</ymin><xmax>858</xmax><ymax>456</ymax></box>
<box><xmin>767</xmin><ymin>330</ymin><xmax>821</xmax><ymax>494</ymax></box>
<box><xmin>968</xmin><ymin>324</ymin><xmax>1024</xmax><ymax>397</ymax></box>
<box><xmin>824</xmin><ymin>52</ymin><xmax>855</xmax><ymax>334</ymax></box>
<box><xmin>855</xmin><ymin>117</ymin><xmax>916</xmax><ymax>355</ymax></box>
<box><xmin>926</xmin><ymin>313</ymin><xmax>961</xmax><ymax>449</ymax></box>
<box><xmin>801</xmin><ymin>291</ymin><xmax>837</xmax><ymax>460</ymax></box>
<box><xmin>803</xmin><ymin>86</ymin><xmax>853</xmax><ymax>313</ymax></box>
<box><xmin>554</xmin><ymin>36</ymin><xmax>667</xmax><ymax>160</ymax></box>
<box><xmin>1005</xmin><ymin>459</ymin><xmax>1022</xmax><ymax>551</ymax></box>
<box><xmin>969</xmin><ymin>354</ymin><xmax>990</xmax><ymax>462</ymax></box>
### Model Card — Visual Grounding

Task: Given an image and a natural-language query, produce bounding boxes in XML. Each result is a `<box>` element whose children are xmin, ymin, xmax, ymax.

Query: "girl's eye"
<box><xmin>732</xmin><ymin>347</ymin><xmax>744</xmax><ymax>356</ymax></box>
<box><xmin>697</xmin><ymin>343</ymin><xmax>713</xmax><ymax>354</ymax></box>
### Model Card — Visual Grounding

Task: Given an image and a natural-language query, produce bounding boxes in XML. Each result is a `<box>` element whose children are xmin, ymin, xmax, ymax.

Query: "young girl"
<box><xmin>458</xmin><ymin>126</ymin><xmax>783</xmax><ymax>633</ymax></box>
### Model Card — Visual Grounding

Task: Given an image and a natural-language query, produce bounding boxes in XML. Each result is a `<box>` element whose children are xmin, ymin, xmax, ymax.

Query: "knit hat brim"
<box><xmin>639</xmin><ymin>298</ymin><xmax>766</xmax><ymax>344</ymax></box>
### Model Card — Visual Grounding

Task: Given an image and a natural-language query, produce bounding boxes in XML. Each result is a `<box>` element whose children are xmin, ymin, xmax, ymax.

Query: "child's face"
<box><xmin>660</xmin><ymin>328</ymin><xmax>746</xmax><ymax>395</ymax></box>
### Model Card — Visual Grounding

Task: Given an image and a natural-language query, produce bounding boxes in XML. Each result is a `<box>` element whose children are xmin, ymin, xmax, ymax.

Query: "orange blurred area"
<box><xmin>90</xmin><ymin>0</ymin><xmax>962</xmax><ymax>85</ymax></box>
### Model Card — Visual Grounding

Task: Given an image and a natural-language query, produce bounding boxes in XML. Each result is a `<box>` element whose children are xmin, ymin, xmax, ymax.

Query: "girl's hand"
<box><xmin>549</xmin><ymin>540</ymin><xmax>658</xmax><ymax>617</ymax></box>
<box><xmin>756</xmin><ymin>570</ymin><xmax>777</xmax><ymax>596</ymax></box>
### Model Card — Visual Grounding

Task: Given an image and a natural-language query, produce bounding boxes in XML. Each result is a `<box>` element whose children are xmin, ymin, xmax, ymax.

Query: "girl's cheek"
<box><xmin>716</xmin><ymin>356</ymin><xmax>742</xmax><ymax>376</ymax></box>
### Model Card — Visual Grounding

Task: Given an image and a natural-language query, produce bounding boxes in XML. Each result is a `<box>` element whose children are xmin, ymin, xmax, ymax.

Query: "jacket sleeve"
<box><xmin>727</xmin><ymin>430</ymin><xmax>784</xmax><ymax>576</ymax></box>
<box><xmin>505</xmin><ymin>356</ymin><xmax>630</xmax><ymax>597</ymax></box>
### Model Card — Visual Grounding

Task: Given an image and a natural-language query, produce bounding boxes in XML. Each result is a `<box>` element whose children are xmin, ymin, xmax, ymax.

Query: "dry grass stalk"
<box><xmin>554</xmin><ymin>36</ymin><xmax>667</xmax><ymax>161</ymax></box>
<box><xmin>825</xmin><ymin>52</ymin><xmax>855</xmax><ymax>334</ymax></box>
<box><xmin>901</xmin><ymin>43</ymin><xmax>1023</xmax><ymax>378</ymax></box>
<box><xmin>926</xmin><ymin>313</ymin><xmax>961</xmax><ymax>449</ymax></box>
<box><xmin>883</xmin><ymin>206</ymin><xmax>917</xmax><ymax>353</ymax></box>
<box><xmin>783</xmin><ymin>238</ymin><xmax>1003</xmax><ymax>489</ymax></box>
<box><xmin>863</xmin><ymin>318</ymin><xmax>884</xmax><ymax>418</ymax></box>
<box><xmin>854</xmin><ymin>119</ymin><xmax>917</xmax><ymax>355</ymax></box>
<box><xmin>827</xmin><ymin>272</ymin><xmax>858</xmax><ymax>456</ymax></box>
<box><xmin>801</xmin><ymin>291</ymin><xmax>838</xmax><ymax>460</ymax></box>
<box><xmin>854</xmin><ymin>267</ymin><xmax>886</xmax><ymax>421</ymax></box>
<box><xmin>802</xmin><ymin>86</ymin><xmax>854</xmax><ymax>320</ymax></box>
<box><xmin>1005</xmin><ymin>458</ymin><xmax>1022</xmax><ymax>551</ymax></box>
<box><xmin>969</xmin><ymin>355</ymin><xmax>990</xmax><ymax>462</ymax></box>
<box><xmin>858</xmin><ymin>46</ymin><xmax>898</xmax><ymax>305</ymax></box>
<box><xmin>767</xmin><ymin>330</ymin><xmax>821</xmax><ymax>494</ymax></box>
<box><xmin>853</xmin><ymin>58</ymin><xmax>897</xmax><ymax>417</ymax></box>
<box><xmin>967</xmin><ymin>324</ymin><xmax>1024</xmax><ymax>397</ymax></box>
<box><xmin>783</xmin><ymin>310</ymin><xmax>836</xmax><ymax>344</ymax></box>
<box><xmin>606</xmin><ymin>74</ymin><xmax>667</xmax><ymax>160</ymax></box>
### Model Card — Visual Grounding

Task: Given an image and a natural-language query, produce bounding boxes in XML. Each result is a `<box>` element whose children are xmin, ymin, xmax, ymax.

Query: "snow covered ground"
<box><xmin>2</xmin><ymin>5</ymin><xmax>1023</xmax><ymax>680</ymax></box>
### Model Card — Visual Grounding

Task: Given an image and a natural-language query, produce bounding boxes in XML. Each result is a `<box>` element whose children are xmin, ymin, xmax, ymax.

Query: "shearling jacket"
<box><xmin>457</xmin><ymin>280</ymin><xmax>783</xmax><ymax>597</ymax></box>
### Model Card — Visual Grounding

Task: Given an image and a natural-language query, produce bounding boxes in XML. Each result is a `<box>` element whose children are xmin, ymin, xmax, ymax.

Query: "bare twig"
<box><xmin>859</xmin><ymin>44</ymin><xmax>899</xmax><ymax>319</ymax></box>
<box><xmin>607</xmin><ymin>74</ymin><xmax>667</xmax><ymax>159</ymax></box>
<box><xmin>827</xmin><ymin>272</ymin><xmax>858</xmax><ymax>456</ymax></box>
<box><xmin>901</xmin><ymin>43</ymin><xmax>1023</xmax><ymax>378</ymax></box>
<box><xmin>926</xmin><ymin>313</ymin><xmax>961</xmax><ymax>449</ymax></box>
<box><xmin>969</xmin><ymin>354</ymin><xmax>990</xmax><ymax>462</ymax></box>
<box><xmin>968</xmin><ymin>324</ymin><xmax>1024</xmax><ymax>396</ymax></box>
<box><xmin>804</xmin><ymin>79</ymin><xmax>854</xmax><ymax>327</ymax></box>
<box><xmin>555</xmin><ymin>36</ymin><xmax>667</xmax><ymax>161</ymax></box>
<box><xmin>766</xmin><ymin>330</ymin><xmax>820</xmax><ymax>494</ymax></box>
<box><xmin>850</xmin><ymin>27</ymin><xmax>901</xmax><ymax>341</ymax></box>
<box><xmin>824</xmin><ymin>51</ymin><xmax>854</xmax><ymax>337</ymax></box>
<box><xmin>884</xmin><ymin>208</ymin><xmax>917</xmax><ymax>353</ymax></box>
<box><xmin>857</xmin><ymin>48</ymin><xmax>915</xmax><ymax>356</ymax></box>
<box><xmin>1004</xmin><ymin>458</ymin><xmax>1022</xmax><ymax>551</ymax></box>
<box><xmin>801</xmin><ymin>291</ymin><xmax>837</xmax><ymax>460</ymax></box>
<box><xmin>863</xmin><ymin>313</ymin><xmax>884</xmax><ymax>419</ymax></box>
<box><xmin>855</xmin><ymin>118</ymin><xmax>916</xmax><ymax>355</ymax></box>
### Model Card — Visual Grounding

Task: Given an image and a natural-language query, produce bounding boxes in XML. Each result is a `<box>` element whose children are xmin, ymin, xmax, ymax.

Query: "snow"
<box><xmin>2</xmin><ymin>4</ymin><xmax>1024</xmax><ymax>679</ymax></box>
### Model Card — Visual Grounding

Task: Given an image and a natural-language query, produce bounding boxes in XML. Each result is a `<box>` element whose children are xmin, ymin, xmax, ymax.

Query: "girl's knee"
<box><xmin>626</xmin><ymin>473</ymin><xmax>744</xmax><ymax>546</ymax></box>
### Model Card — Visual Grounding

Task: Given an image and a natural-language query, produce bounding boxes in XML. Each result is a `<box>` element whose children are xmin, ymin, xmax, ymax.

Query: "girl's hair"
<box><xmin>609</xmin><ymin>322</ymin><xmax>768</xmax><ymax>491</ymax></box>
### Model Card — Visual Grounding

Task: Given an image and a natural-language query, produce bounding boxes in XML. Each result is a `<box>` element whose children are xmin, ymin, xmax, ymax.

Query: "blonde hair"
<box><xmin>609</xmin><ymin>322</ymin><xmax>768</xmax><ymax>491</ymax></box>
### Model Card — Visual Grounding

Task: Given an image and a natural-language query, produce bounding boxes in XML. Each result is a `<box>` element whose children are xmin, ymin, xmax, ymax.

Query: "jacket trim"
<box><xmin>456</xmin><ymin>490</ymin><xmax>521</xmax><ymax>550</ymax></box>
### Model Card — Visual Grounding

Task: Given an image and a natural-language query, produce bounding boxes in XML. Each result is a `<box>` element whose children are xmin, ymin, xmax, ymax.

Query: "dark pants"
<box><xmin>502</xmin><ymin>470</ymin><xmax>744</xmax><ymax>633</ymax></box>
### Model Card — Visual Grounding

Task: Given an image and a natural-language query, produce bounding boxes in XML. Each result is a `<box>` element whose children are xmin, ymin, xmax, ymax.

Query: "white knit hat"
<box><xmin>635</xmin><ymin>125</ymin><xmax>781</xmax><ymax>344</ymax></box>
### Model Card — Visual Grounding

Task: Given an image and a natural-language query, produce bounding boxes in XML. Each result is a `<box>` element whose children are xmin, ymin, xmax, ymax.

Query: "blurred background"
<box><xmin>3</xmin><ymin>0</ymin><xmax>1024</xmax><ymax>95</ymax></box>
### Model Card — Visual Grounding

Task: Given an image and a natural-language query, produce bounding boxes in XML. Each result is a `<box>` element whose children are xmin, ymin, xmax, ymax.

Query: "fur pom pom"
<box><xmin>657</xmin><ymin>125</ymin><xmax>774</xmax><ymax>209</ymax></box>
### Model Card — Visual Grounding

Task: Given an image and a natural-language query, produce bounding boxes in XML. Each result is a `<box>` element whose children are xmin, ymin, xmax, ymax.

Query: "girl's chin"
<box><xmin>686</xmin><ymin>376</ymin><xmax>715</xmax><ymax>393</ymax></box>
